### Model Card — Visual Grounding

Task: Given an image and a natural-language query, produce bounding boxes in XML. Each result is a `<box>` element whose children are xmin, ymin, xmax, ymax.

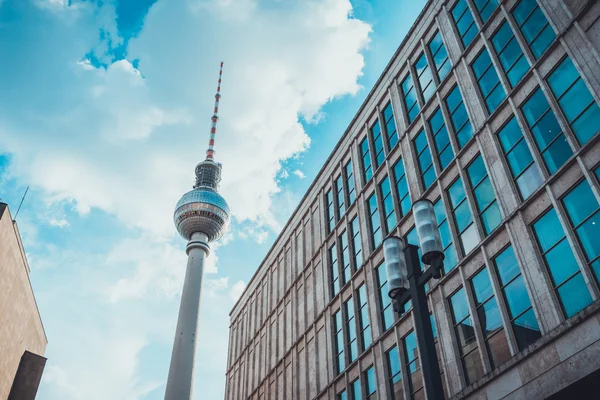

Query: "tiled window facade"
<box><xmin>371</xmin><ymin>119</ymin><xmax>385</xmax><ymax>169</ymax></box>
<box><xmin>415</xmin><ymin>52</ymin><xmax>435</xmax><ymax>103</ymax></box>
<box><xmin>512</xmin><ymin>0</ymin><xmax>556</xmax><ymax>59</ymax></box>
<box><xmin>358</xmin><ymin>285</ymin><xmax>372</xmax><ymax>350</ymax></box>
<box><xmin>380</xmin><ymin>175</ymin><xmax>397</xmax><ymax>233</ymax></box>
<box><xmin>473</xmin><ymin>0</ymin><xmax>498</xmax><ymax>24</ymax></box>
<box><xmin>533</xmin><ymin>208</ymin><xmax>593</xmax><ymax>318</ymax></box>
<box><xmin>383</xmin><ymin>102</ymin><xmax>399</xmax><ymax>150</ymax></box>
<box><xmin>336</xmin><ymin>175</ymin><xmax>346</xmax><ymax>218</ymax></box>
<box><xmin>428</xmin><ymin>108</ymin><xmax>454</xmax><ymax>171</ymax></box>
<box><xmin>466</xmin><ymin>155</ymin><xmax>502</xmax><ymax>235</ymax></box>
<box><xmin>403</xmin><ymin>331</ymin><xmax>424</xmax><ymax>399</ymax></box>
<box><xmin>393</xmin><ymin>159</ymin><xmax>411</xmax><ymax>216</ymax></box>
<box><xmin>452</xmin><ymin>0</ymin><xmax>478</xmax><ymax>48</ymax></box>
<box><xmin>547</xmin><ymin>57</ymin><xmax>600</xmax><ymax>145</ymax></box>
<box><xmin>445</xmin><ymin>85</ymin><xmax>474</xmax><ymax>149</ymax></box>
<box><xmin>350</xmin><ymin>217</ymin><xmax>363</xmax><ymax>269</ymax></box>
<box><xmin>448</xmin><ymin>178</ymin><xmax>479</xmax><ymax>255</ymax></box>
<box><xmin>387</xmin><ymin>345</ymin><xmax>404</xmax><ymax>400</ymax></box>
<box><xmin>346</xmin><ymin>160</ymin><xmax>357</xmax><ymax>205</ymax></box>
<box><xmin>361</xmin><ymin>137</ymin><xmax>373</xmax><ymax>184</ymax></box>
<box><xmin>428</xmin><ymin>31</ymin><xmax>451</xmax><ymax>82</ymax></box>
<box><xmin>472</xmin><ymin>48</ymin><xmax>506</xmax><ymax>114</ymax></box>
<box><xmin>414</xmin><ymin>129</ymin><xmax>436</xmax><ymax>190</ymax></box>
<box><xmin>491</xmin><ymin>21</ymin><xmax>529</xmax><ymax>88</ymax></box>
<box><xmin>401</xmin><ymin>72</ymin><xmax>420</xmax><ymax>124</ymax></box>
<box><xmin>367</xmin><ymin>193</ymin><xmax>383</xmax><ymax>249</ymax></box>
<box><xmin>497</xmin><ymin>116</ymin><xmax>543</xmax><ymax>199</ymax></box>
<box><xmin>377</xmin><ymin>262</ymin><xmax>395</xmax><ymax>331</ymax></box>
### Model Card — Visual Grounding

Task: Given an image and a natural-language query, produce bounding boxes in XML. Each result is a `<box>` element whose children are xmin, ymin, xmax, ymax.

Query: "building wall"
<box><xmin>226</xmin><ymin>0</ymin><xmax>600</xmax><ymax>399</ymax></box>
<box><xmin>0</xmin><ymin>204</ymin><xmax>47</xmax><ymax>399</ymax></box>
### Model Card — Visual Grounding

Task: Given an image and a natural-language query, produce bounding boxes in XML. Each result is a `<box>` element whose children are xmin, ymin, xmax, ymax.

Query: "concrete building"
<box><xmin>225</xmin><ymin>0</ymin><xmax>600</xmax><ymax>398</ymax></box>
<box><xmin>0</xmin><ymin>203</ymin><xmax>47</xmax><ymax>399</ymax></box>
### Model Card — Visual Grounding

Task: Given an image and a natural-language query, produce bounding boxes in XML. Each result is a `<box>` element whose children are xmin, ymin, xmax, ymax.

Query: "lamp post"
<box><xmin>383</xmin><ymin>199</ymin><xmax>445</xmax><ymax>400</ymax></box>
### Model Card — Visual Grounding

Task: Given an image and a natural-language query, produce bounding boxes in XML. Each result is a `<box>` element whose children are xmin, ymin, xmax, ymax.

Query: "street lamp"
<box><xmin>383</xmin><ymin>199</ymin><xmax>445</xmax><ymax>400</ymax></box>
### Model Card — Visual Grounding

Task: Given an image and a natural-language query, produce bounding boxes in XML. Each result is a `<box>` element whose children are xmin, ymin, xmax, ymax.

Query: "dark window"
<box><xmin>532</xmin><ymin>208</ymin><xmax>592</xmax><ymax>317</ymax></box>
<box><xmin>445</xmin><ymin>85</ymin><xmax>474</xmax><ymax>148</ymax></box>
<box><xmin>368</xmin><ymin>193</ymin><xmax>383</xmax><ymax>249</ymax></box>
<box><xmin>428</xmin><ymin>108</ymin><xmax>454</xmax><ymax>171</ymax></box>
<box><xmin>466</xmin><ymin>155</ymin><xmax>502</xmax><ymax>235</ymax></box>
<box><xmin>334</xmin><ymin>309</ymin><xmax>345</xmax><ymax>373</ymax></box>
<box><xmin>449</xmin><ymin>288</ymin><xmax>484</xmax><ymax>385</ymax></box>
<box><xmin>326</xmin><ymin>189</ymin><xmax>335</xmax><ymax>233</ymax></box>
<box><xmin>377</xmin><ymin>262</ymin><xmax>395</xmax><ymax>330</ymax></box>
<box><xmin>547</xmin><ymin>57</ymin><xmax>600</xmax><ymax>145</ymax></box>
<box><xmin>414</xmin><ymin>129</ymin><xmax>436</xmax><ymax>190</ymax></box>
<box><xmin>452</xmin><ymin>0</ymin><xmax>479</xmax><ymax>47</ymax></box>
<box><xmin>448</xmin><ymin>178</ymin><xmax>479</xmax><ymax>255</ymax></box>
<box><xmin>346</xmin><ymin>297</ymin><xmax>359</xmax><ymax>363</ymax></box>
<box><xmin>346</xmin><ymin>160</ymin><xmax>357</xmax><ymax>205</ymax></box>
<box><xmin>491</xmin><ymin>21</ymin><xmax>529</xmax><ymax>87</ymax></box>
<box><xmin>470</xmin><ymin>268</ymin><xmax>511</xmax><ymax>368</ymax></box>
<box><xmin>358</xmin><ymin>285</ymin><xmax>372</xmax><ymax>350</ymax></box>
<box><xmin>401</xmin><ymin>73</ymin><xmax>420</xmax><ymax>124</ymax></box>
<box><xmin>371</xmin><ymin>119</ymin><xmax>385</xmax><ymax>169</ymax></box>
<box><xmin>428</xmin><ymin>31</ymin><xmax>452</xmax><ymax>82</ymax></box>
<box><xmin>387</xmin><ymin>346</ymin><xmax>404</xmax><ymax>400</ymax></box>
<box><xmin>496</xmin><ymin>117</ymin><xmax>543</xmax><ymax>199</ymax></box>
<box><xmin>562</xmin><ymin>180</ymin><xmax>600</xmax><ymax>284</ymax></box>
<box><xmin>330</xmin><ymin>243</ymin><xmax>340</xmax><ymax>296</ymax></box>
<box><xmin>474</xmin><ymin>0</ymin><xmax>499</xmax><ymax>23</ymax></box>
<box><xmin>383</xmin><ymin>102</ymin><xmax>399</xmax><ymax>150</ymax></box>
<box><xmin>403</xmin><ymin>331</ymin><xmax>424</xmax><ymax>399</ymax></box>
<box><xmin>361</xmin><ymin>138</ymin><xmax>373</xmax><ymax>183</ymax></box>
<box><xmin>472</xmin><ymin>49</ymin><xmax>506</xmax><ymax>114</ymax></box>
<box><xmin>434</xmin><ymin>199</ymin><xmax>457</xmax><ymax>272</ymax></box>
<box><xmin>340</xmin><ymin>230</ymin><xmax>351</xmax><ymax>284</ymax></box>
<box><xmin>492</xmin><ymin>246</ymin><xmax>541</xmax><ymax>350</ymax></box>
<box><xmin>393</xmin><ymin>159</ymin><xmax>411</xmax><ymax>216</ymax></box>
<box><xmin>350</xmin><ymin>217</ymin><xmax>363</xmax><ymax>269</ymax></box>
<box><xmin>521</xmin><ymin>88</ymin><xmax>572</xmax><ymax>174</ymax></box>
<box><xmin>366</xmin><ymin>365</ymin><xmax>377</xmax><ymax>399</ymax></box>
<box><xmin>415</xmin><ymin>53</ymin><xmax>435</xmax><ymax>103</ymax></box>
<box><xmin>380</xmin><ymin>175</ymin><xmax>397</xmax><ymax>233</ymax></box>
<box><xmin>512</xmin><ymin>0</ymin><xmax>556</xmax><ymax>59</ymax></box>
<box><xmin>336</xmin><ymin>175</ymin><xmax>346</xmax><ymax>218</ymax></box>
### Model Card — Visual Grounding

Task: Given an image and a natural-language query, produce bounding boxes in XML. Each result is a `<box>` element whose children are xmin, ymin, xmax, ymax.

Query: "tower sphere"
<box><xmin>173</xmin><ymin>187</ymin><xmax>230</xmax><ymax>242</ymax></box>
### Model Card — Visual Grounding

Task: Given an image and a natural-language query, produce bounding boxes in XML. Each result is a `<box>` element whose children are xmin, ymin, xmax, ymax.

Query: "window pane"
<box><xmin>533</xmin><ymin>208</ymin><xmax>564</xmax><ymax>252</ymax></box>
<box><xmin>477</xmin><ymin>298</ymin><xmax>503</xmax><ymax>336</ymax></box>
<box><xmin>474</xmin><ymin>0</ymin><xmax>498</xmax><ymax>23</ymax></box>
<box><xmin>557</xmin><ymin>273</ymin><xmax>593</xmax><ymax>317</ymax></box>
<box><xmin>563</xmin><ymin>181</ymin><xmax>598</xmax><ymax>226</ymax></box>
<box><xmin>429</xmin><ymin>31</ymin><xmax>452</xmax><ymax>81</ymax></box>
<box><xmin>513</xmin><ymin>0</ymin><xmax>555</xmax><ymax>59</ymax></box>
<box><xmin>471</xmin><ymin>268</ymin><xmax>494</xmax><ymax>304</ymax></box>
<box><xmin>461</xmin><ymin>224</ymin><xmax>479</xmax><ymax>254</ymax></box>
<box><xmin>383</xmin><ymin>102</ymin><xmax>399</xmax><ymax>149</ymax></box>
<box><xmin>495</xmin><ymin>246</ymin><xmax>521</xmax><ymax>285</ymax></box>
<box><xmin>545</xmin><ymin>239</ymin><xmax>580</xmax><ymax>285</ymax></box>
<box><xmin>402</xmin><ymin>74</ymin><xmax>420</xmax><ymax>123</ymax></box>
<box><xmin>462</xmin><ymin>349</ymin><xmax>484</xmax><ymax>385</ymax></box>
<box><xmin>487</xmin><ymin>329</ymin><xmax>511</xmax><ymax>367</ymax></box>
<box><xmin>446</xmin><ymin>86</ymin><xmax>473</xmax><ymax>148</ymax></box>
<box><xmin>366</xmin><ymin>366</ymin><xmax>377</xmax><ymax>395</ymax></box>
<box><xmin>512</xmin><ymin>308</ymin><xmax>541</xmax><ymax>349</ymax></box>
<box><xmin>504</xmin><ymin>275</ymin><xmax>532</xmax><ymax>318</ymax></box>
<box><xmin>361</xmin><ymin>138</ymin><xmax>373</xmax><ymax>183</ymax></box>
<box><xmin>450</xmin><ymin>288</ymin><xmax>470</xmax><ymax>322</ymax></box>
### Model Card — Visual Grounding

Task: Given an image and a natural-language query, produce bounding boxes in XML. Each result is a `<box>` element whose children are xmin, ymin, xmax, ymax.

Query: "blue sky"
<box><xmin>0</xmin><ymin>0</ymin><xmax>426</xmax><ymax>399</ymax></box>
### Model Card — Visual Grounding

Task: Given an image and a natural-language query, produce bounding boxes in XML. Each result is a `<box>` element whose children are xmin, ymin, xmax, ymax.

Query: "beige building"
<box><xmin>0</xmin><ymin>203</ymin><xmax>47</xmax><ymax>399</ymax></box>
<box><xmin>226</xmin><ymin>0</ymin><xmax>600</xmax><ymax>399</ymax></box>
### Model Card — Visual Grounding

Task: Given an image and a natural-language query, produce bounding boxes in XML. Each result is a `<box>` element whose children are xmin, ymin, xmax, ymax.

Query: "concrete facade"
<box><xmin>225</xmin><ymin>1</ymin><xmax>600</xmax><ymax>399</ymax></box>
<box><xmin>0</xmin><ymin>204</ymin><xmax>47</xmax><ymax>399</ymax></box>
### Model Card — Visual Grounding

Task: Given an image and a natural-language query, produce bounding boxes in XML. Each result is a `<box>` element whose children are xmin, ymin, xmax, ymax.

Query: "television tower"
<box><xmin>165</xmin><ymin>62</ymin><xmax>230</xmax><ymax>400</ymax></box>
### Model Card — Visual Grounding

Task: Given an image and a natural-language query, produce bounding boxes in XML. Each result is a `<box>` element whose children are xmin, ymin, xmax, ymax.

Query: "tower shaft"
<box><xmin>165</xmin><ymin>232</ymin><xmax>210</xmax><ymax>400</ymax></box>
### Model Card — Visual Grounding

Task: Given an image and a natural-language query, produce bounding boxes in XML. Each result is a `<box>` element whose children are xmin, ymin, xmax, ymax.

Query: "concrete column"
<box><xmin>165</xmin><ymin>232</ymin><xmax>210</xmax><ymax>400</ymax></box>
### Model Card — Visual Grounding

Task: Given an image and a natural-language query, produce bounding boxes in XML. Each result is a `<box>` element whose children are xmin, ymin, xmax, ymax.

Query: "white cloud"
<box><xmin>293</xmin><ymin>169</ymin><xmax>306</xmax><ymax>179</ymax></box>
<box><xmin>48</xmin><ymin>218</ymin><xmax>69</xmax><ymax>227</ymax></box>
<box><xmin>229</xmin><ymin>280</ymin><xmax>246</xmax><ymax>302</ymax></box>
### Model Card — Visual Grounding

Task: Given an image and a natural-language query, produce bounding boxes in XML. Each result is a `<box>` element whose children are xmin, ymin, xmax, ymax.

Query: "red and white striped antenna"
<box><xmin>206</xmin><ymin>62</ymin><xmax>223</xmax><ymax>160</ymax></box>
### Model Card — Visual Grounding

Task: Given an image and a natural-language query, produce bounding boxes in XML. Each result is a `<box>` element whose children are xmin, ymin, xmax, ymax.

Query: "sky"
<box><xmin>0</xmin><ymin>0</ymin><xmax>426</xmax><ymax>399</ymax></box>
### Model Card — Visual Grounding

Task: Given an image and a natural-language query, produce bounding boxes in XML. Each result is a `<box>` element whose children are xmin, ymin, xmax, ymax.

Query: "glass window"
<box><xmin>497</xmin><ymin>117</ymin><xmax>543</xmax><ymax>199</ymax></box>
<box><xmin>403</xmin><ymin>331</ymin><xmax>424</xmax><ymax>399</ymax></box>
<box><xmin>383</xmin><ymin>102</ymin><xmax>399</xmax><ymax>150</ymax></box>
<box><xmin>346</xmin><ymin>160</ymin><xmax>357</xmax><ymax>205</ymax></box>
<box><xmin>429</xmin><ymin>108</ymin><xmax>454</xmax><ymax>171</ymax></box>
<box><xmin>448</xmin><ymin>178</ymin><xmax>479</xmax><ymax>255</ymax></box>
<box><xmin>474</xmin><ymin>0</ymin><xmax>499</xmax><ymax>23</ymax></box>
<box><xmin>445</xmin><ymin>85</ymin><xmax>474</xmax><ymax>148</ymax></box>
<box><xmin>596</xmin><ymin>165</ymin><xmax>600</xmax><ymax>182</ymax></box>
<box><xmin>351</xmin><ymin>217</ymin><xmax>363</xmax><ymax>269</ymax></box>
<box><xmin>452</xmin><ymin>0</ymin><xmax>479</xmax><ymax>48</ymax></box>
<box><xmin>330</xmin><ymin>243</ymin><xmax>340</xmax><ymax>297</ymax></box>
<box><xmin>414</xmin><ymin>129</ymin><xmax>436</xmax><ymax>190</ymax></box>
<box><xmin>521</xmin><ymin>88</ymin><xmax>572</xmax><ymax>174</ymax></box>
<box><xmin>340</xmin><ymin>230</ymin><xmax>351</xmax><ymax>285</ymax></box>
<box><xmin>449</xmin><ymin>288</ymin><xmax>484</xmax><ymax>385</ymax></box>
<box><xmin>326</xmin><ymin>189</ymin><xmax>336</xmax><ymax>233</ymax></box>
<box><xmin>368</xmin><ymin>193</ymin><xmax>382</xmax><ymax>249</ymax></box>
<box><xmin>371</xmin><ymin>119</ymin><xmax>385</xmax><ymax>169</ymax></box>
<box><xmin>429</xmin><ymin>31</ymin><xmax>452</xmax><ymax>82</ymax></box>
<box><xmin>562</xmin><ymin>180</ymin><xmax>600</xmax><ymax>283</ymax></box>
<box><xmin>366</xmin><ymin>365</ymin><xmax>377</xmax><ymax>399</ymax></box>
<box><xmin>491</xmin><ymin>21</ymin><xmax>529</xmax><ymax>87</ymax></box>
<box><xmin>470</xmin><ymin>268</ymin><xmax>511</xmax><ymax>368</ymax></box>
<box><xmin>393</xmin><ymin>159</ymin><xmax>411</xmax><ymax>217</ymax></box>
<box><xmin>377</xmin><ymin>262</ymin><xmax>395</xmax><ymax>330</ymax></box>
<box><xmin>493</xmin><ymin>246</ymin><xmax>541</xmax><ymax>350</ymax></box>
<box><xmin>512</xmin><ymin>0</ymin><xmax>556</xmax><ymax>59</ymax></box>
<box><xmin>336</xmin><ymin>175</ymin><xmax>346</xmax><ymax>218</ymax></box>
<box><xmin>472</xmin><ymin>49</ymin><xmax>506</xmax><ymax>114</ymax></box>
<box><xmin>334</xmin><ymin>309</ymin><xmax>345</xmax><ymax>373</ymax></box>
<box><xmin>345</xmin><ymin>297</ymin><xmax>359</xmax><ymax>363</ymax></box>
<box><xmin>533</xmin><ymin>208</ymin><xmax>592</xmax><ymax>317</ymax></box>
<box><xmin>467</xmin><ymin>155</ymin><xmax>502</xmax><ymax>235</ymax></box>
<box><xmin>434</xmin><ymin>199</ymin><xmax>457</xmax><ymax>272</ymax></box>
<box><xmin>338</xmin><ymin>390</ymin><xmax>348</xmax><ymax>400</ymax></box>
<box><xmin>547</xmin><ymin>57</ymin><xmax>600</xmax><ymax>145</ymax></box>
<box><xmin>401</xmin><ymin>73</ymin><xmax>420</xmax><ymax>124</ymax></box>
<box><xmin>415</xmin><ymin>53</ymin><xmax>435</xmax><ymax>103</ymax></box>
<box><xmin>361</xmin><ymin>138</ymin><xmax>373</xmax><ymax>183</ymax></box>
<box><xmin>387</xmin><ymin>346</ymin><xmax>404</xmax><ymax>400</ymax></box>
<box><xmin>358</xmin><ymin>285</ymin><xmax>372</xmax><ymax>351</ymax></box>
<box><xmin>380</xmin><ymin>175</ymin><xmax>397</xmax><ymax>233</ymax></box>
<box><xmin>351</xmin><ymin>378</ymin><xmax>362</xmax><ymax>400</ymax></box>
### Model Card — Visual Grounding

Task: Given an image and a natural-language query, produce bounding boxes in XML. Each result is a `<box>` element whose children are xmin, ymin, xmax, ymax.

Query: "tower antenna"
<box><xmin>206</xmin><ymin>61</ymin><xmax>223</xmax><ymax>160</ymax></box>
<box><xmin>13</xmin><ymin>186</ymin><xmax>29</xmax><ymax>222</ymax></box>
